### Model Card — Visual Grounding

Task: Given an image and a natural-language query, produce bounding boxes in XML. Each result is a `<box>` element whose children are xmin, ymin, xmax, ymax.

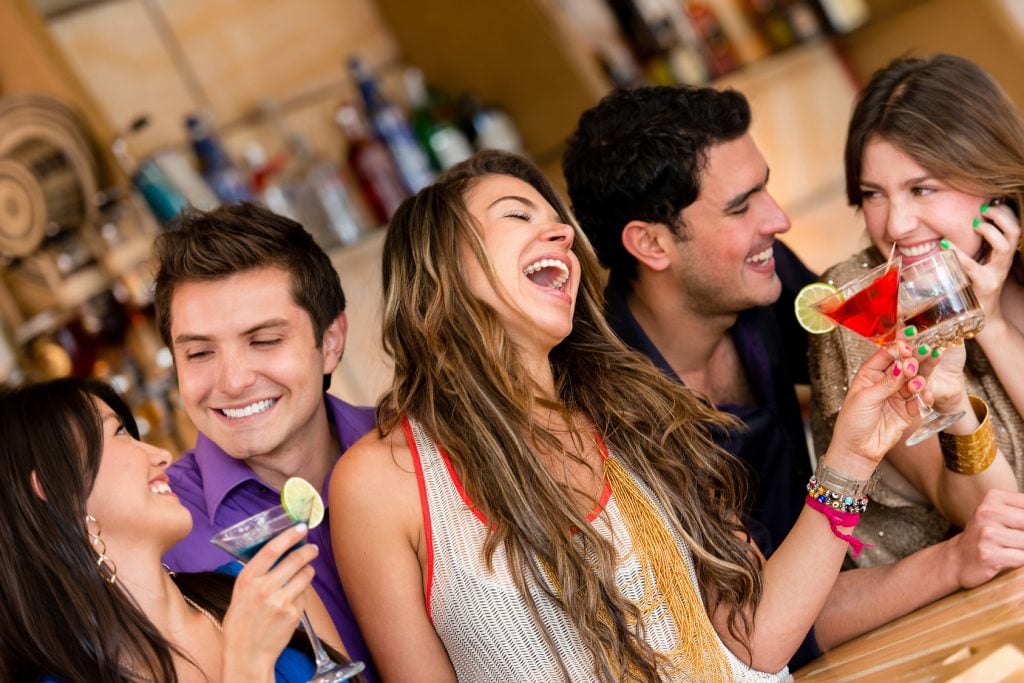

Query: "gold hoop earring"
<box><xmin>85</xmin><ymin>514</ymin><xmax>117</xmax><ymax>584</ymax></box>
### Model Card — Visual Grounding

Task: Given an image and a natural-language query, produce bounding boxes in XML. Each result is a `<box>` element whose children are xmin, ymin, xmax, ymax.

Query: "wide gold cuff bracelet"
<box><xmin>939</xmin><ymin>395</ymin><xmax>997</xmax><ymax>475</ymax></box>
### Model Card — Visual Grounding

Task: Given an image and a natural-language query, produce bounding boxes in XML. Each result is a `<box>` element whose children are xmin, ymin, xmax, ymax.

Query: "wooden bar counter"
<box><xmin>795</xmin><ymin>566</ymin><xmax>1024</xmax><ymax>682</ymax></box>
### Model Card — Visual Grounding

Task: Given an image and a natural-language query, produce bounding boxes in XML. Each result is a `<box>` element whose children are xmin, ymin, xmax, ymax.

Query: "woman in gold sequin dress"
<box><xmin>810</xmin><ymin>54</ymin><xmax>1024</xmax><ymax>569</ymax></box>
<box><xmin>330</xmin><ymin>150</ymin><xmax>927</xmax><ymax>681</ymax></box>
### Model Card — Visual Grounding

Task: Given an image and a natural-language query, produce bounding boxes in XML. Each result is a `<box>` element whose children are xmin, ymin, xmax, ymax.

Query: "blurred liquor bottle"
<box><xmin>403</xmin><ymin>68</ymin><xmax>474</xmax><ymax>172</ymax></box>
<box><xmin>550</xmin><ymin>0</ymin><xmax>645</xmax><ymax>87</ymax></box>
<box><xmin>260</xmin><ymin>101</ymin><xmax>371</xmax><ymax>248</ymax></box>
<box><xmin>604</xmin><ymin>0</ymin><xmax>710</xmax><ymax>84</ymax></box>
<box><xmin>244</xmin><ymin>141</ymin><xmax>300</xmax><ymax>221</ymax></box>
<box><xmin>335</xmin><ymin>101</ymin><xmax>410</xmax><ymax>224</ymax></box>
<box><xmin>0</xmin><ymin>318</ymin><xmax>25</xmax><ymax>387</ymax></box>
<box><xmin>185</xmin><ymin>113</ymin><xmax>253</xmax><ymax>204</ymax></box>
<box><xmin>685</xmin><ymin>2</ymin><xmax>742</xmax><ymax>77</ymax></box>
<box><xmin>348</xmin><ymin>56</ymin><xmax>436</xmax><ymax>194</ymax></box>
<box><xmin>456</xmin><ymin>93</ymin><xmax>527</xmax><ymax>156</ymax></box>
<box><xmin>111</xmin><ymin>135</ymin><xmax>189</xmax><ymax>226</ymax></box>
<box><xmin>815</xmin><ymin>0</ymin><xmax>868</xmax><ymax>33</ymax></box>
<box><xmin>741</xmin><ymin>0</ymin><xmax>798</xmax><ymax>50</ymax></box>
<box><xmin>697</xmin><ymin>0</ymin><xmax>771</xmax><ymax>65</ymax></box>
<box><xmin>779</xmin><ymin>0</ymin><xmax>825</xmax><ymax>41</ymax></box>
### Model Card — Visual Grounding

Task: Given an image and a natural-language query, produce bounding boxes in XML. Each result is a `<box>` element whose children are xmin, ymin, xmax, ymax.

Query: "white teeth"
<box><xmin>746</xmin><ymin>245</ymin><xmax>774</xmax><ymax>264</ymax></box>
<box><xmin>523</xmin><ymin>258</ymin><xmax>570</xmax><ymax>290</ymax></box>
<box><xmin>149</xmin><ymin>481</ymin><xmax>172</xmax><ymax>494</ymax></box>
<box><xmin>898</xmin><ymin>241</ymin><xmax>938</xmax><ymax>257</ymax></box>
<box><xmin>220</xmin><ymin>399</ymin><xmax>275</xmax><ymax>419</ymax></box>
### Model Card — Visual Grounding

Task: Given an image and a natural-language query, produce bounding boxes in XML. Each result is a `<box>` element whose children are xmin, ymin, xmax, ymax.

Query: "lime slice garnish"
<box><xmin>281</xmin><ymin>477</ymin><xmax>325</xmax><ymax>529</ymax></box>
<box><xmin>794</xmin><ymin>282</ymin><xmax>839</xmax><ymax>334</ymax></box>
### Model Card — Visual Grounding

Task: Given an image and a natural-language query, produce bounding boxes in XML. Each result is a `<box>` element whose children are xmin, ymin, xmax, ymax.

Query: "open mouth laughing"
<box><xmin>746</xmin><ymin>244</ymin><xmax>774</xmax><ymax>267</ymax></box>
<box><xmin>523</xmin><ymin>258</ymin><xmax>570</xmax><ymax>291</ymax></box>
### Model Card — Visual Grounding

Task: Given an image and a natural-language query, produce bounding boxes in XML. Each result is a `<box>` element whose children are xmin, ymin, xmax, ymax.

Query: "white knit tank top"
<box><xmin>403</xmin><ymin>416</ymin><xmax>791</xmax><ymax>682</ymax></box>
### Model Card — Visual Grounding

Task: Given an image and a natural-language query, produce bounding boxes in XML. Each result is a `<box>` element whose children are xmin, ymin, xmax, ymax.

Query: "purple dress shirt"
<box><xmin>163</xmin><ymin>393</ymin><xmax>378</xmax><ymax>682</ymax></box>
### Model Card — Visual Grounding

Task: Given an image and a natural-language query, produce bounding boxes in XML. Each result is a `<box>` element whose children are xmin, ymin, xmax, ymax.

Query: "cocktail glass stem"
<box><xmin>301</xmin><ymin>612</ymin><xmax>366</xmax><ymax>682</ymax></box>
<box><xmin>906</xmin><ymin>391</ymin><xmax>965</xmax><ymax>447</ymax></box>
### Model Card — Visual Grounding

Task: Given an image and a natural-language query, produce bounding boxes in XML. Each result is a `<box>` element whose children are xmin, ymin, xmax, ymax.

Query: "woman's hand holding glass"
<box><xmin>910</xmin><ymin>342</ymin><xmax>971</xmax><ymax>418</ymax></box>
<box><xmin>825</xmin><ymin>343</ymin><xmax>926</xmax><ymax>476</ymax></box>
<box><xmin>222</xmin><ymin>524</ymin><xmax>317</xmax><ymax>676</ymax></box>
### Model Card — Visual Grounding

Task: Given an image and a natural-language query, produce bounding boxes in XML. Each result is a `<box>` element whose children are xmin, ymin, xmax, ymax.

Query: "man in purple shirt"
<box><xmin>153</xmin><ymin>202</ymin><xmax>379</xmax><ymax>681</ymax></box>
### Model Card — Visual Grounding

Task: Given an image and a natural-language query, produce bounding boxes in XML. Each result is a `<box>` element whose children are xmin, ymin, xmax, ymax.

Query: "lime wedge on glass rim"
<box><xmin>281</xmin><ymin>477</ymin><xmax>325</xmax><ymax>529</ymax></box>
<box><xmin>794</xmin><ymin>282</ymin><xmax>840</xmax><ymax>334</ymax></box>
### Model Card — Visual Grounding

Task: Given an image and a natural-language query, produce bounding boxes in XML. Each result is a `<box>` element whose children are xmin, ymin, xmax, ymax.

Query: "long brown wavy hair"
<box><xmin>378</xmin><ymin>150</ymin><xmax>762</xmax><ymax>680</ymax></box>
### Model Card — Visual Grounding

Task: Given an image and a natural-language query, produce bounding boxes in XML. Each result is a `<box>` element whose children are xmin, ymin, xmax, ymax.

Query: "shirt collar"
<box><xmin>604</xmin><ymin>281</ymin><xmax>680</xmax><ymax>383</ymax></box>
<box><xmin>194</xmin><ymin>393</ymin><xmax>374</xmax><ymax>519</ymax></box>
<box><xmin>193</xmin><ymin>431</ymin><xmax>266</xmax><ymax>520</ymax></box>
<box><xmin>604</xmin><ymin>280</ymin><xmax>769</xmax><ymax>402</ymax></box>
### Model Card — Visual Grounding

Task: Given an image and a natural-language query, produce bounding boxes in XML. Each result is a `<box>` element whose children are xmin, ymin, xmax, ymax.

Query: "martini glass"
<box><xmin>211</xmin><ymin>505</ymin><xmax>365</xmax><ymax>683</ymax></box>
<box><xmin>814</xmin><ymin>258</ymin><xmax>901</xmax><ymax>345</ymax></box>
<box><xmin>812</xmin><ymin>255</ymin><xmax>962</xmax><ymax>447</ymax></box>
<box><xmin>898</xmin><ymin>249</ymin><xmax>985</xmax><ymax>445</ymax></box>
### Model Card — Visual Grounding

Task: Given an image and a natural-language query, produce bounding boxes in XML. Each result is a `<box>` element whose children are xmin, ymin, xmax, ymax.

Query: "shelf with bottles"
<box><xmin>109</xmin><ymin>54</ymin><xmax>529</xmax><ymax>253</ymax></box>
<box><xmin>0</xmin><ymin>189</ymin><xmax>197</xmax><ymax>451</ymax></box>
<box><xmin>559</xmin><ymin>0</ymin><xmax>870</xmax><ymax>90</ymax></box>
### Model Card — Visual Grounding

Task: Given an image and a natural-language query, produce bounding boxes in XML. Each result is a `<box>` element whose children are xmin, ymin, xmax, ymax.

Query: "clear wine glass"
<box><xmin>898</xmin><ymin>249</ymin><xmax>985</xmax><ymax>445</ymax></box>
<box><xmin>211</xmin><ymin>505</ymin><xmax>366</xmax><ymax>683</ymax></box>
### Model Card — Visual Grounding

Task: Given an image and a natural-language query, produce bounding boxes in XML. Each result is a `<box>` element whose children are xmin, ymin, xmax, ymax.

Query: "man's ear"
<box><xmin>622</xmin><ymin>220</ymin><xmax>673</xmax><ymax>273</ymax></box>
<box><xmin>321</xmin><ymin>312</ymin><xmax>348</xmax><ymax>375</ymax></box>
<box><xmin>30</xmin><ymin>470</ymin><xmax>47</xmax><ymax>501</ymax></box>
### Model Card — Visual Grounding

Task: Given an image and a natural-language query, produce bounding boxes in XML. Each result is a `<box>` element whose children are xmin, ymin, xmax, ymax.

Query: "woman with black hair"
<box><xmin>0</xmin><ymin>377</ymin><xmax>350</xmax><ymax>682</ymax></box>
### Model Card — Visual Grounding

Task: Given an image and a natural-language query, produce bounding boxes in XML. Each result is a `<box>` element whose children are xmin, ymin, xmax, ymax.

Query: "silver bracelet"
<box><xmin>813</xmin><ymin>462</ymin><xmax>880</xmax><ymax>498</ymax></box>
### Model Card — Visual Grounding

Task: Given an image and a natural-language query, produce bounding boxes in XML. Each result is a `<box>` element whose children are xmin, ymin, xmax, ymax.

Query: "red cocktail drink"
<box><xmin>816</xmin><ymin>264</ymin><xmax>900</xmax><ymax>345</ymax></box>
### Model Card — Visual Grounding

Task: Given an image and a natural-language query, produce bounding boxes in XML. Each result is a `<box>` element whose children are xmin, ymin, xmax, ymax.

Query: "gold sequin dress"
<box><xmin>809</xmin><ymin>247</ymin><xmax>1024</xmax><ymax>567</ymax></box>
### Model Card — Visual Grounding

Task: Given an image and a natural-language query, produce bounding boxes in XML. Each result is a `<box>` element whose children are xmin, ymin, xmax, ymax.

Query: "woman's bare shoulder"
<box><xmin>331</xmin><ymin>427</ymin><xmax>416</xmax><ymax>498</ymax></box>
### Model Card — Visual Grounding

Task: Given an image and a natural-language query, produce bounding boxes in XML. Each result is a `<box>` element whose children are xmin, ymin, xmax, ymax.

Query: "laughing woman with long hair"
<box><xmin>330</xmin><ymin>151</ymin><xmax>924</xmax><ymax>681</ymax></box>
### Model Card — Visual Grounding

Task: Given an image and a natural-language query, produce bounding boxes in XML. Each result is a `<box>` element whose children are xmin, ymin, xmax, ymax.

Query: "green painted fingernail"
<box><xmin>940</xmin><ymin>239</ymin><xmax>951</xmax><ymax>250</ymax></box>
<box><xmin>932</xmin><ymin>348</ymin><xmax>941</xmax><ymax>358</ymax></box>
<box><xmin>980</xmin><ymin>203</ymin><xmax>990</xmax><ymax>212</ymax></box>
<box><xmin>972</xmin><ymin>218</ymin><xmax>982</xmax><ymax>228</ymax></box>
<box><xmin>904</xmin><ymin>325</ymin><xmax>917</xmax><ymax>337</ymax></box>
<box><xmin>917</xmin><ymin>344</ymin><xmax>928</xmax><ymax>355</ymax></box>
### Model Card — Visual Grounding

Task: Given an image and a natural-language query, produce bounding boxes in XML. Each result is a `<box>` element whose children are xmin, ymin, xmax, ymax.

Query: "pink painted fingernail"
<box><xmin>893</xmin><ymin>366</ymin><xmax>901</xmax><ymax>377</ymax></box>
<box><xmin>911</xmin><ymin>378</ymin><xmax>924</xmax><ymax>391</ymax></box>
<box><xmin>906</xmin><ymin>363</ymin><xmax>916</xmax><ymax>374</ymax></box>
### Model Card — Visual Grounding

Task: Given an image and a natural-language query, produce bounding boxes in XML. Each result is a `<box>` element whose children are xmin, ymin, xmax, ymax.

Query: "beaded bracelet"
<box><xmin>806</xmin><ymin>478</ymin><xmax>869</xmax><ymax>514</ymax></box>
<box><xmin>939</xmin><ymin>395</ymin><xmax>997</xmax><ymax>475</ymax></box>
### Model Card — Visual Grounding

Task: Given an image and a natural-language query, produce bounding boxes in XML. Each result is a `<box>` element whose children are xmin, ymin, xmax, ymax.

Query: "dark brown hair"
<box><xmin>846</xmin><ymin>54</ymin><xmax>1024</xmax><ymax>223</ymax></box>
<box><xmin>153</xmin><ymin>202</ymin><xmax>347</xmax><ymax>350</ymax></box>
<box><xmin>380</xmin><ymin>150</ymin><xmax>760</xmax><ymax>680</ymax></box>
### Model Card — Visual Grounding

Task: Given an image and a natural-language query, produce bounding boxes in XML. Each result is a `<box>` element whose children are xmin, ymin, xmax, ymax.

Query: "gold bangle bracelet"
<box><xmin>938</xmin><ymin>395</ymin><xmax>997</xmax><ymax>475</ymax></box>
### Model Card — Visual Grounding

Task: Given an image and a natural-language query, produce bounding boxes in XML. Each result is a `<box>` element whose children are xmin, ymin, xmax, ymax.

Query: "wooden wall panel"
<box><xmin>375</xmin><ymin>0</ymin><xmax>610</xmax><ymax>165</ymax></box>
<box><xmin>842</xmin><ymin>0</ymin><xmax>1024</xmax><ymax>108</ymax></box>
<box><xmin>48</xmin><ymin>0</ymin><xmax>402</xmax><ymax>162</ymax></box>
<box><xmin>48</xmin><ymin>0</ymin><xmax>196</xmax><ymax>158</ymax></box>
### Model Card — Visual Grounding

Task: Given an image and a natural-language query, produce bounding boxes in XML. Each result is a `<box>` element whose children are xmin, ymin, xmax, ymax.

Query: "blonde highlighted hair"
<box><xmin>379</xmin><ymin>150</ymin><xmax>762</xmax><ymax>680</ymax></box>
